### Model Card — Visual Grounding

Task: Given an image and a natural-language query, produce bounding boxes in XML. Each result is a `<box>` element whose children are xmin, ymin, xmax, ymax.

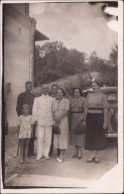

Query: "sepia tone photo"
<box><xmin>1</xmin><ymin>0</ymin><xmax>123</xmax><ymax>193</ymax></box>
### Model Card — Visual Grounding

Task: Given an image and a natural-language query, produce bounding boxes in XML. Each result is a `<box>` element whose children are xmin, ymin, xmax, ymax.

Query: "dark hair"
<box><xmin>25</xmin><ymin>81</ymin><xmax>32</xmax><ymax>87</ymax></box>
<box><xmin>51</xmin><ymin>84</ymin><xmax>58</xmax><ymax>89</ymax></box>
<box><xmin>91</xmin><ymin>80</ymin><xmax>101</xmax><ymax>87</ymax></box>
<box><xmin>72</xmin><ymin>88</ymin><xmax>82</xmax><ymax>96</ymax></box>
<box><xmin>57</xmin><ymin>88</ymin><xmax>65</xmax><ymax>96</ymax></box>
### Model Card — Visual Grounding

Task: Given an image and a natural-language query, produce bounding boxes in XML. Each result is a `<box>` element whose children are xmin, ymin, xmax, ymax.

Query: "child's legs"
<box><xmin>20</xmin><ymin>139</ymin><xmax>25</xmax><ymax>159</ymax></box>
<box><xmin>25</xmin><ymin>138</ymin><xmax>30</xmax><ymax>159</ymax></box>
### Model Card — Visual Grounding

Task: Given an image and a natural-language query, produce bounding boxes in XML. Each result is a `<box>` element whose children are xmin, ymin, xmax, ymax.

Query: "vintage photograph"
<box><xmin>1</xmin><ymin>0</ymin><xmax>123</xmax><ymax>192</ymax></box>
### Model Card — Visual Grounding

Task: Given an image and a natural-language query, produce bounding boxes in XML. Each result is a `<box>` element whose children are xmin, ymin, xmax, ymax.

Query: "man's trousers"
<box><xmin>37</xmin><ymin>125</ymin><xmax>52</xmax><ymax>158</ymax></box>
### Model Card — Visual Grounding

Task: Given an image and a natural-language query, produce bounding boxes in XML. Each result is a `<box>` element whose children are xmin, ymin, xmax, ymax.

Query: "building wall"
<box><xmin>12</xmin><ymin>3</ymin><xmax>29</xmax><ymax>15</ymax></box>
<box><xmin>4</xmin><ymin>5</ymin><xmax>35</xmax><ymax>128</ymax></box>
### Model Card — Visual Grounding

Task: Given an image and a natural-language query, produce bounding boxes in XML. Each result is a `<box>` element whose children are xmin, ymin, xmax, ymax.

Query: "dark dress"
<box><xmin>85</xmin><ymin>92</ymin><xmax>107</xmax><ymax>150</ymax></box>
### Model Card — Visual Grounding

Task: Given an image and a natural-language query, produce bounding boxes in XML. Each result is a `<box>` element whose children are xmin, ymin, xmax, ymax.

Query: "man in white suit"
<box><xmin>33</xmin><ymin>84</ymin><xmax>54</xmax><ymax>160</ymax></box>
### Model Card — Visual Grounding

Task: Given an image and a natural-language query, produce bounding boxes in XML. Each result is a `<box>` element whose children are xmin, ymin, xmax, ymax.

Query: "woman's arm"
<box><xmin>52</xmin><ymin>110</ymin><xmax>57</xmax><ymax>121</ymax></box>
<box><xmin>103</xmin><ymin>109</ymin><xmax>108</xmax><ymax>129</ymax></box>
<box><xmin>56</xmin><ymin>110</ymin><xmax>69</xmax><ymax>123</ymax></box>
<box><xmin>83</xmin><ymin>95</ymin><xmax>89</xmax><ymax>124</ymax></box>
<box><xmin>52</xmin><ymin>100</ymin><xmax>57</xmax><ymax>122</ymax></box>
<box><xmin>83</xmin><ymin>107</ymin><xmax>88</xmax><ymax>126</ymax></box>
<box><xmin>31</xmin><ymin>125</ymin><xmax>34</xmax><ymax>138</ymax></box>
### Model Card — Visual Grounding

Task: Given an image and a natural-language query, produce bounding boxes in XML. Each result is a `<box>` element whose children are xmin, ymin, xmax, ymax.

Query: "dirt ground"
<box><xmin>3</xmin><ymin>132</ymin><xmax>117</xmax><ymax>188</ymax></box>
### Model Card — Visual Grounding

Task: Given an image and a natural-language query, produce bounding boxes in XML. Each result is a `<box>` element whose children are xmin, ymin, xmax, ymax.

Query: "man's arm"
<box><xmin>32</xmin><ymin>97</ymin><xmax>38</xmax><ymax>124</ymax></box>
<box><xmin>16</xmin><ymin>93</ymin><xmax>23</xmax><ymax>116</ymax></box>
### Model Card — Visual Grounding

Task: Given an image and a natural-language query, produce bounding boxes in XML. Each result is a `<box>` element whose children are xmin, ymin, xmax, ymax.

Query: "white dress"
<box><xmin>53</xmin><ymin>98</ymin><xmax>70</xmax><ymax>149</ymax></box>
<box><xmin>18</xmin><ymin>115</ymin><xmax>34</xmax><ymax>139</ymax></box>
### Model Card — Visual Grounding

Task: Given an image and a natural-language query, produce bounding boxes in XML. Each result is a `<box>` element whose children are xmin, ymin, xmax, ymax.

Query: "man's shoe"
<box><xmin>45</xmin><ymin>156</ymin><xmax>50</xmax><ymax>160</ymax></box>
<box><xmin>36</xmin><ymin>157</ymin><xmax>42</xmax><ymax>161</ymax></box>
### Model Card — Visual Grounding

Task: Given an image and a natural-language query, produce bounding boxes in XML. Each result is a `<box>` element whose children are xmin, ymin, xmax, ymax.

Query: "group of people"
<box><xmin>16</xmin><ymin>81</ymin><xmax>108</xmax><ymax>164</ymax></box>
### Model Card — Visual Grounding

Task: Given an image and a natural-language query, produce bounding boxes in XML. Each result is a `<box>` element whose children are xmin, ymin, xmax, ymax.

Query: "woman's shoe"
<box><xmin>36</xmin><ymin>156</ymin><xmax>42</xmax><ymax>161</ymax></box>
<box><xmin>20</xmin><ymin>158</ymin><xmax>24</xmax><ymax>164</ymax></box>
<box><xmin>57</xmin><ymin>157</ymin><xmax>60</xmax><ymax>161</ymax></box>
<box><xmin>72</xmin><ymin>153</ymin><xmax>78</xmax><ymax>158</ymax></box>
<box><xmin>25</xmin><ymin>158</ymin><xmax>30</xmax><ymax>163</ymax></box>
<box><xmin>57</xmin><ymin>158</ymin><xmax>64</xmax><ymax>163</ymax></box>
<box><xmin>77</xmin><ymin>155</ymin><xmax>82</xmax><ymax>159</ymax></box>
<box><xmin>45</xmin><ymin>156</ymin><xmax>50</xmax><ymax>160</ymax></box>
<box><xmin>57</xmin><ymin>156</ymin><xmax>64</xmax><ymax>163</ymax></box>
<box><xmin>86</xmin><ymin>157</ymin><xmax>95</xmax><ymax>163</ymax></box>
<box><xmin>94</xmin><ymin>157</ymin><xmax>100</xmax><ymax>164</ymax></box>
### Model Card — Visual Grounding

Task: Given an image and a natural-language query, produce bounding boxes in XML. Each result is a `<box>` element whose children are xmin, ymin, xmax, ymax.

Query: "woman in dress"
<box><xmin>70</xmin><ymin>88</ymin><xmax>86</xmax><ymax>159</ymax></box>
<box><xmin>52</xmin><ymin>88</ymin><xmax>70</xmax><ymax>163</ymax></box>
<box><xmin>84</xmin><ymin>81</ymin><xmax>108</xmax><ymax>163</ymax></box>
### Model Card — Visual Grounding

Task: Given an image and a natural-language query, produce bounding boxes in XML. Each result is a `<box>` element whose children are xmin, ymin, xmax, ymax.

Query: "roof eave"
<box><xmin>35</xmin><ymin>29</ymin><xmax>49</xmax><ymax>41</ymax></box>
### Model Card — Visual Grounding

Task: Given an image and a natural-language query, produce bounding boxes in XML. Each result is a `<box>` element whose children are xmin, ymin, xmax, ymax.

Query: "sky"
<box><xmin>29</xmin><ymin>2</ymin><xmax>118</xmax><ymax>59</ymax></box>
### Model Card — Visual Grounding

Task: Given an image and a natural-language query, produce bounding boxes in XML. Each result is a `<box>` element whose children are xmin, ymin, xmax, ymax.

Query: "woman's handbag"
<box><xmin>54</xmin><ymin>124</ymin><xmax>61</xmax><ymax>134</ymax></box>
<box><xmin>75</xmin><ymin>121</ymin><xmax>85</xmax><ymax>134</ymax></box>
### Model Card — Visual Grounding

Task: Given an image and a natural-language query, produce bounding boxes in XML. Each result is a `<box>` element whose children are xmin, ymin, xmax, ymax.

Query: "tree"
<box><xmin>34</xmin><ymin>42</ymin><xmax>118</xmax><ymax>88</ymax></box>
<box><xmin>34</xmin><ymin>41</ymin><xmax>87</xmax><ymax>85</ymax></box>
<box><xmin>109</xmin><ymin>45</ymin><xmax>118</xmax><ymax>67</ymax></box>
<box><xmin>87</xmin><ymin>49</ymin><xmax>117</xmax><ymax>86</ymax></box>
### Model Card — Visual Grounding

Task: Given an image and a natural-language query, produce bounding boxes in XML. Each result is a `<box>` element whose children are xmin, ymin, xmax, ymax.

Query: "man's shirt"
<box><xmin>32</xmin><ymin>94</ymin><xmax>55</xmax><ymax>126</ymax></box>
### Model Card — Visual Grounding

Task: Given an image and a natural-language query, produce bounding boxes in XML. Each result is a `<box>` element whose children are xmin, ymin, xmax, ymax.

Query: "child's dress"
<box><xmin>18</xmin><ymin>115</ymin><xmax>34</xmax><ymax>139</ymax></box>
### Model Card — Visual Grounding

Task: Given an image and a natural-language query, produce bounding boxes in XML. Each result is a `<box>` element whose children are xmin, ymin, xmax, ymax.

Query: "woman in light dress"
<box><xmin>52</xmin><ymin>88</ymin><xmax>70</xmax><ymax>163</ymax></box>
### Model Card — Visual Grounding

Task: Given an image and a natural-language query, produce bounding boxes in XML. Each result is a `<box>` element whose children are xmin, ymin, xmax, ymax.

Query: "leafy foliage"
<box><xmin>34</xmin><ymin>41</ymin><xmax>117</xmax><ymax>88</ymax></box>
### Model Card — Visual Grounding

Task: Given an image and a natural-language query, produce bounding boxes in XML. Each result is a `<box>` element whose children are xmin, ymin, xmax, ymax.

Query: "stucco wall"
<box><xmin>4</xmin><ymin>5</ymin><xmax>35</xmax><ymax>128</ymax></box>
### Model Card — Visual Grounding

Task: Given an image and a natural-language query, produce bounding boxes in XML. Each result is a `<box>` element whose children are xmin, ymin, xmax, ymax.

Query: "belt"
<box><xmin>71</xmin><ymin>111</ymin><xmax>84</xmax><ymax>113</ymax></box>
<box><xmin>88</xmin><ymin>108</ymin><xmax>103</xmax><ymax>110</ymax></box>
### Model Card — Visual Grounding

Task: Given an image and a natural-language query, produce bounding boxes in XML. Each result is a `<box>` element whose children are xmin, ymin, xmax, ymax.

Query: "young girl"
<box><xmin>18</xmin><ymin>104</ymin><xmax>34</xmax><ymax>164</ymax></box>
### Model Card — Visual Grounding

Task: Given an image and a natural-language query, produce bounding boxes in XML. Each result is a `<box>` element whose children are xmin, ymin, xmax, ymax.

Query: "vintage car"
<box><xmin>82</xmin><ymin>87</ymin><xmax>118</xmax><ymax>138</ymax></box>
